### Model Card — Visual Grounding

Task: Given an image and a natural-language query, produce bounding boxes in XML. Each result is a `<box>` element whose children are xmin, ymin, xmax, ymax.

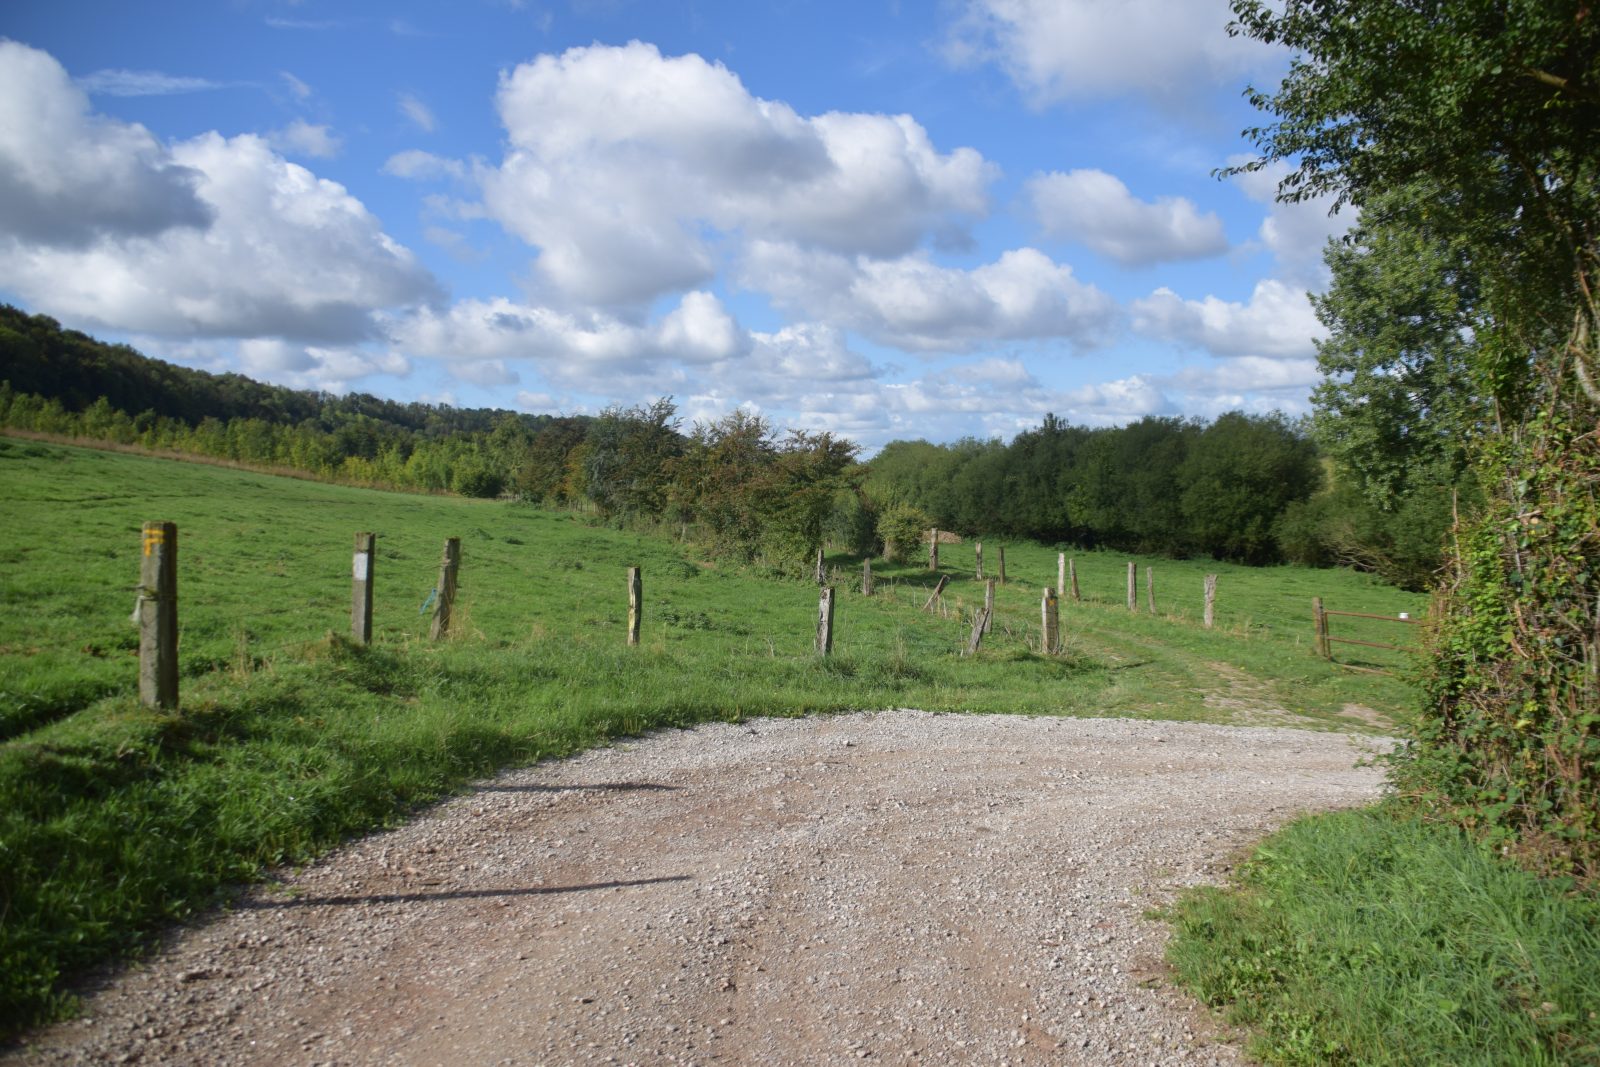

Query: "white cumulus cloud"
<box><xmin>0</xmin><ymin>41</ymin><xmax>212</xmax><ymax>247</ymax></box>
<box><xmin>1029</xmin><ymin>169</ymin><xmax>1227</xmax><ymax>266</ymax></box>
<box><xmin>0</xmin><ymin>43</ymin><xmax>439</xmax><ymax>344</ymax></box>
<box><xmin>943</xmin><ymin>0</ymin><xmax>1276</xmax><ymax>105</ymax></box>
<box><xmin>744</xmin><ymin>242</ymin><xmax>1116</xmax><ymax>353</ymax></box>
<box><xmin>468</xmin><ymin>41</ymin><xmax>995</xmax><ymax>306</ymax></box>
<box><xmin>1131</xmin><ymin>279</ymin><xmax>1324</xmax><ymax>360</ymax></box>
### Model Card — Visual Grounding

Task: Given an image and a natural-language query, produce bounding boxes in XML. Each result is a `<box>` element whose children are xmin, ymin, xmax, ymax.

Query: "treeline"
<box><xmin>0</xmin><ymin>301</ymin><xmax>1445</xmax><ymax>579</ymax></box>
<box><xmin>864</xmin><ymin>412</ymin><xmax>1323</xmax><ymax>565</ymax></box>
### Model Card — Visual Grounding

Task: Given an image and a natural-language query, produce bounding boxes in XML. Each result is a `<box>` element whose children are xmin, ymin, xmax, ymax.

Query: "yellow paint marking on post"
<box><xmin>143</xmin><ymin>529</ymin><xmax>166</xmax><ymax>555</ymax></box>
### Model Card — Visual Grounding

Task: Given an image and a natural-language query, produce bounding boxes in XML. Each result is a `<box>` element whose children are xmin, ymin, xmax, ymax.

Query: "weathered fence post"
<box><xmin>1146</xmin><ymin>566</ymin><xmax>1156</xmax><ymax>614</ymax></box>
<box><xmin>1057</xmin><ymin>553</ymin><xmax>1066</xmax><ymax>597</ymax></box>
<box><xmin>862</xmin><ymin>558</ymin><xmax>875</xmax><ymax>596</ymax></box>
<box><xmin>975</xmin><ymin>541</ymin><xmax>984</xmax><ymax>580</ymax></box>
<box><xmin>1069</xmin><ymin>557</ymin><xmax>1080</xmax><ymax>601</ymax></box>
<box><xmin>1204</xmin><ymin>574</ymin><xmax>1217</xmax><ymax>629</ymax></box>
<box><xmin>922</xmin><ymin>574</ymin><xmax>950</xmax><ymax>612</ymax></box>
<box><xmin>984</xmin><ymin>578</ymin><xmax>996</xmax><ymax>635</ymax></box>
<box><xmin>997</xmin><ymin>545</ymin><xmax>1007</xmax><ymax>585</ymax></box>
<box><xmin>816</xmin><ymin>585</ymin><xmax>835</xmax><ymax>655</ymax></box>
<box><xmin>627</xmin><ymin>566</ymin><xmax>643</xmax><ymax>646</ymax></box>
<box><xmin>815</xmin><ymin>546</ymin><xmax>826</xmax><ymax>585</ymax></box>
<box><xmin>138</xmin><ymin>521</ymin><xmax>179</xmax><ymax>709</ymax></box>
<box><xmin>1312</xmin><ymin>596</ymin><xmax>1329</xmax><ymax>658</ymax></box>
<box><xmin>965</xmin><ymin>608</ymin><xmax>990</xmax><ymax>656</ymax></box>
<box><xmin>1041</xmin><ymin>586</ymin><xmax>1061</xmax><ymax>655</ymax></box>
<box><xmin>929</xmin><ymin>529</ymin><xmax>939</xmax><ymax>570</ymax></box>
<box><xmin>428</xmin><ymin>537</ymin><xmax>460</xmax><ymax>641</ymax></box>
<box><xmin>1127</xmin><ymin>561</ymin><xmax>1137</xmax><ymax>611</ymax></box>
<box><xmin>351</xmin><ymin>532</ymin><xmax>375</xmax><ymax>645</ymax></box>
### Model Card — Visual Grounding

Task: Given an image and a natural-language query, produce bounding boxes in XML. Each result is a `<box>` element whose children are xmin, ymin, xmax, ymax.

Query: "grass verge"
<box><xmin>1165</xmin><ymin>805</ymin><xmax>1600</xmax><ymax>1065</ymax></box>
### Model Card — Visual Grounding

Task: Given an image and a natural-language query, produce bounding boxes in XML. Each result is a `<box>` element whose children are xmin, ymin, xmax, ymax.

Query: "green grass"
<box><xmin>1166</xmin><ymin>806</ymin><xmax>1600</xmax><ymax>1065</ymax></box>
<box><xmin>0</xmin><ymin>438</ymin><xmax>1427</xmax><ymax>1035</ymax></box>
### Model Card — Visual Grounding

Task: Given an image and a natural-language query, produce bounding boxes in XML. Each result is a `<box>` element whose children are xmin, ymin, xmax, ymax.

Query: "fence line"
<box><xmin>121</xmin><ymin>521</ymin><xmax>1403</xmax><ymax>711</ymax></box>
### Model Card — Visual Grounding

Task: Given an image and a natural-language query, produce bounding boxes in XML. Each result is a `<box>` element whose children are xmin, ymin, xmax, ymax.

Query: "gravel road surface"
<box><xmin>7</xmin><ymin>710</ymin><xmax>1389</xmax><ymax>1066</ymax></box>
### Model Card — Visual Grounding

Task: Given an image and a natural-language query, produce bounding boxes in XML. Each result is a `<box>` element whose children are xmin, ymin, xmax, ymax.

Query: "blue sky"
<box><xmin>0</xmin><ymin>0</ymin><xmax>1349</xmax><ymax>452</ymax></box>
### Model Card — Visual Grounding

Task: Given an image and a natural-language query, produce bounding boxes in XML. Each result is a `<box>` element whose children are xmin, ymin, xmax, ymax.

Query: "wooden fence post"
<box><xmin>965</xmin><ymin>608</ymin><xmax>990</xmax><ymax>656</ymax></box>
<box><xmin>975</xmin><ymin>541</ymin><xmax>984</xmax><ymax>580</ymax></box>
<box><xmin>1057</xmin><ymin>553</ymin><xmax>1065</xmax><ymax>597</ymax></box>
<box><xmin>862</xmin><ymin>558</ymin><xmax>875</xmax><ymax>596</ymax></box>
<box><xmin>997</xmin><ymin>545</ymin><xmax>1007</xmax><ymax>585</ymax></box>
<box><xmin>1204</xmin><ymin>574</ymin><xmax>1217</xmax><ymax>629</ymax></box>
<box><xmin>1069</xmin><ymin>557</ymin><xmax>1080</xmax><ymax>601</ymax></box>
<box><xmin>984</xmin><ymin>578</ymin><xmax>996</xmax><ymax>634</ymax></box>
<box><xmin>815</xmin><ymin>547</ymin><xmax>826</xmax><ymax>585</ymax></box>
<box><xmin>816</xmin><ymin>585</ymin><xmax>835</xmax><ymax>655</ymax></box>
<box><xmin>627</xmin><ymin>566</ymin><xmax>643</xmax><ymax>646</ymax></box>
<box><xmin>922</xmin><ymin>574</ymin><xmax>950</xmax><ymax>612</ymax></box>
<box><xmin>1127</xmin><ymin>562</ymin><xmax>1137</xmax><ymax>611</ymax></box>
<box><xmin>138</xmin><ymin>520</ymin><xmax>179</xmax><ymax>710</ymax></box>
<box><xmin>1312</xmin><ymin>596</ymin><xmax>1329</xmax><ymax>658</ymax></box>
<box><xmin>1145</xmin><ymin>566</ymin><xmax>1156</xmax><ymax>614</ymax></box>
<box><xmin>929</xmin><ymin>529</ymin><xmax>939</xmax><ymax>570</ymax></box>
<box><xmin>1041</xmin><ymin>587</ymin><xmax>1061</xmax><ymax>655</ymax></box>
<box><xmin>351</xmin><ymin>532</ymin><xmax>375</xmax><ymax>645</ymax></box>
<box><xmin>428</xmin><ymin>537</ymin><xmax>460</xmax><ymax>641</ymax></box>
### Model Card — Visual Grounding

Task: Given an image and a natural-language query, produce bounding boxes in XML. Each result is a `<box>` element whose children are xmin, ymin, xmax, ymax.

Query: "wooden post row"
<box><xmin>627</xmin><ymin>566</ymin><xmax>643</xmax><ymax>646</ymax></box>
<box><xmin>816</xmin><ymin>585</ymin><xmax>835</xmax><ymax>655</ymax></box>
<box><xmin>428</xmin><ymin>537</ymin><xmax>460</xmax><ymax>641</ymax></box>
<box><xmin>1041</xmin><ymin>587</ymin><xmax>1060</xmax><ymax>655</ymax></box>
<box><xmin>139</xmin><ymin>521</ymin><xmax>179</xmax><ymax>710</ymax></box>
<box><xmin>1127</xmin><ymin>561</ymin><xmax>1137</xmax><ymax>611</ymax></box>
<box><xmin>351</xmin><ymin>532</ymin><xmax>375</xmax><ymax>645</ymax></box>
<box><xmin>1204</xmin><ymin>574</ymin><xmax>1217</xmax><ymax>629</ymax></box>
<box><xmin>862</xmin><ymin>558</ymin><xmax>875</xmax><ymax>596</ymax></box>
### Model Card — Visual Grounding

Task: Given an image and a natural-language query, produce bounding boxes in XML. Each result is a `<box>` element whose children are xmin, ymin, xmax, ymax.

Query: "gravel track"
<box><xmin>6</xmin><ymin>710</ymin><xmax>1390</xmax><ymax>1066</ymax></box>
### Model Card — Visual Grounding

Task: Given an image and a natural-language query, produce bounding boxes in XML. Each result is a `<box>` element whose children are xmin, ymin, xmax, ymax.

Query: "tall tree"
<box><xmin>1229</xmin><ymin>0</ymin><xmax>1600</xmax><ymax>876</ymax></box>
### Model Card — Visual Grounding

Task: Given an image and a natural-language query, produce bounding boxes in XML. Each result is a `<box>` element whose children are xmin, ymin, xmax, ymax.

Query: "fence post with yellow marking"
<box><xmin>139</xmin><ymin>521</ymin><xmax>179</xmax><ymax>709</ymax></box>
<box><xmin>1041</xmin><ymin>586</ymin><xmax>1061</xmax><ymax>655</ymax></box>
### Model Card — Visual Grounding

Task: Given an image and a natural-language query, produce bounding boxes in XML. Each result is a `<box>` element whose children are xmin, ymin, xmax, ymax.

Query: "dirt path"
<box><xmin>7</xmin><ymin>710</ymin><xmax>1389</xmax><ymax>1066</ymax></box>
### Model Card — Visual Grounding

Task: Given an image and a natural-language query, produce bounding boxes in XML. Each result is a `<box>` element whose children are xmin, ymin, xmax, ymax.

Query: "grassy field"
<box><xmin>0</xmin><ymin>438</ymin><xmax>1426</xmax><ymax>1035</ymax></box>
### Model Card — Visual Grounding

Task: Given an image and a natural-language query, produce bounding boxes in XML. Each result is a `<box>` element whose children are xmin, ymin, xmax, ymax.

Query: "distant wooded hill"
<box><xmin>0</xmin><ymin>303</ymin><xmax>554</xmax><ymax>440</ymax></box>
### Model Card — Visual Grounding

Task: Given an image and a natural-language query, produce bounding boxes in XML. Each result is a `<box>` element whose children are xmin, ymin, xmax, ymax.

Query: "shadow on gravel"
<box><xmin>472</xmin><ymin>782</ymin><xmax>681</xmax><ymax>794</ymax></box>
<box><xmin>242</xmin><ymin>875</ymin><xmax>692</xmax><ymax>909</ymax></box>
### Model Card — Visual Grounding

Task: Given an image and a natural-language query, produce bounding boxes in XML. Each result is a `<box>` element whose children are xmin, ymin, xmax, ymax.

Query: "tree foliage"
<box><xmin>864</xmin><ymin>411</ymin><xmax>1321</xmax><ymax>564</ymax></box>
<box><xmin>1230</xmin><ymin>0</ymin><xmax>1600</xmax><ymax>878</ymax></box>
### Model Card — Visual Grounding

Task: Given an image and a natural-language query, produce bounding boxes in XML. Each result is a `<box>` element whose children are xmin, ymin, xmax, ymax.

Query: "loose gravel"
<box><xmin>6</xmin><ymin>710</ymin><xmax>1390</xmax><ymax>1066</ymax></box>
